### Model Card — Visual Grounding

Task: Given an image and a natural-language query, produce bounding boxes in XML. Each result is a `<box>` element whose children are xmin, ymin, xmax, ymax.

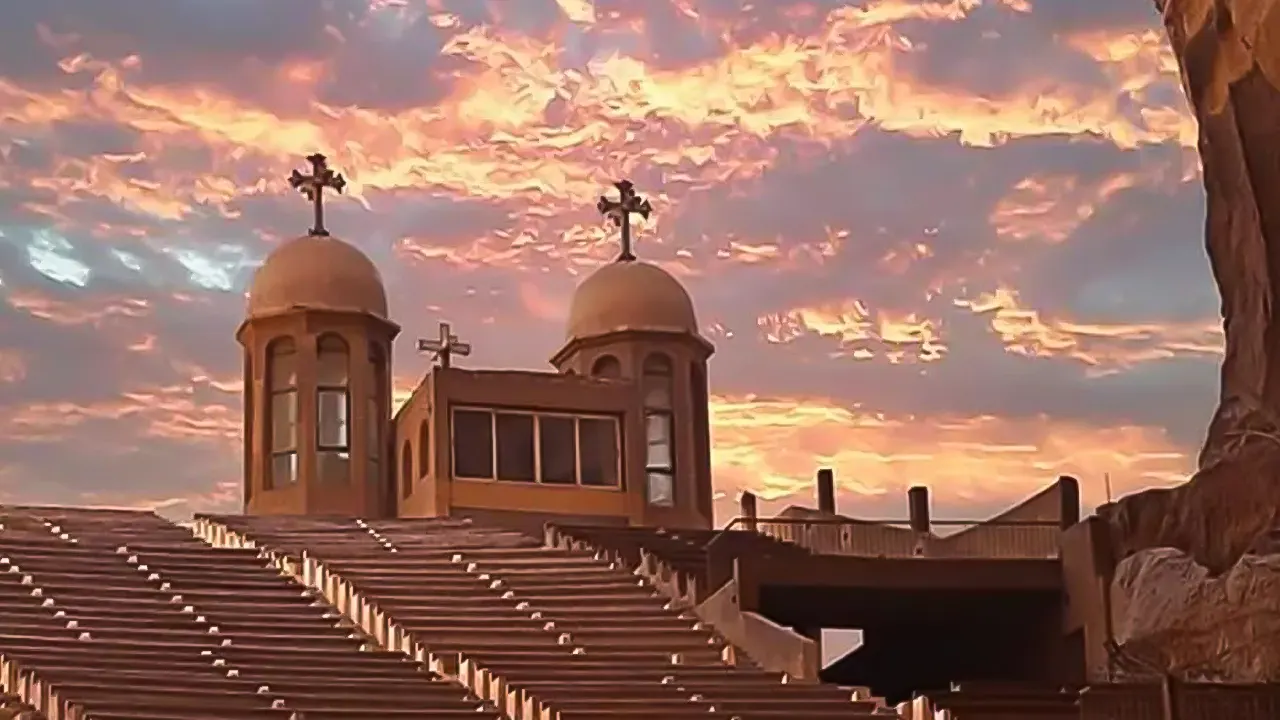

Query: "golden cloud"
<box><xmin>759</xmin><ymin>299</ymin><xmax>946</xmax><ymax>363</ymax></box>
<box><xmin>0</xmin><ymin>3</ymin><xmax>1195</xmax><ymax>237</ymax></box>
<box><xmin>956</xmin><ymin>287</ymin><xmax>1223</xmax><ymax>372</ymax></box>
<box><xmin>708</xmin><ymin>394</ymin><xmax>1192</xmax><ymax>516</ymax></box>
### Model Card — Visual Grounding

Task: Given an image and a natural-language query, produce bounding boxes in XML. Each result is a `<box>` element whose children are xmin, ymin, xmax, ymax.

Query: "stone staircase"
<box><xmin>0</xmin><ymin>506</ymin><xmax>498</xmax><ymax>719</ymax></box>
<box><xmin>545</xmin><ymin>523</ymin><xmax>817</xmax><ymax>605</ymax></box>
<box><xmin>200</xmin><ymin>514</ymin><xmax>898</xmax><ymax>720</ymax></box>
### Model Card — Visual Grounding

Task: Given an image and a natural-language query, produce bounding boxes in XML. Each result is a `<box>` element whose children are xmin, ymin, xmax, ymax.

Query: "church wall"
<box><xmin>396</xmin><ymin>367</ymin><xmax>646</xmax><ymax>525</ymax></box>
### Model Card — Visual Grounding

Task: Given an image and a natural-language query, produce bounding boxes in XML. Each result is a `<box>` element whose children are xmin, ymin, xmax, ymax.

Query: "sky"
<box><xmin>0</xmin><ymin>0</ymin><xmax>1220</xmax><ymax>524</ymax></box>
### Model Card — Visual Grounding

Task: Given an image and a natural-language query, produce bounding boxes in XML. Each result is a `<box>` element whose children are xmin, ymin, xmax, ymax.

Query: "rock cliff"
<box><xmin>1098</xmin><ymin>0</ymin><xmax>1280</xmax><ymax>576</ymax></box>
<box><xmin>1111</xmin><ymin>549</ymin><xmax>1280</xmax><ymax>680</ymax></box>
<box><xmin>1098</xmin><ymin>0</ymin><xmax>1280</xmax><ymax>681</ymax></box>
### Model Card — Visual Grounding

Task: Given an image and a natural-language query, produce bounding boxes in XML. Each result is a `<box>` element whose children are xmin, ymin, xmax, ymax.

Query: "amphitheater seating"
<box><xmin>0</xmin><ymin>506</ymin><xmax>498</xmax><ymax>719</ymax></box>
<box><xmin>206</xmin><ymin>514</ymin><xmax>895</xmax><ymax>720</ymax></box>
<box><xmin>548</xmin><ymin>523</ymin><xmax>815</xmax><ymax>598</ymax></box>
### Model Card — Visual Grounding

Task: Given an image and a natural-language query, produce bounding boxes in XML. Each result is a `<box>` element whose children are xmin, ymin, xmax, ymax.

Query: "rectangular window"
<box><xmin>495</xmin><ymin>413</ymin><xmax>536</xmax><ymax>482</ymax></box>
<box><xmin>271</xmin><ymin>451</ymin><xmax>298</xmax><ymax>486</ymax></box>
<box><xmin>539</xmin><ymin>416</ymin><xmax>577</xmax><ymax>485</ymax></box>
<box><xmin>645</xmin><ymin>413</ymin><xmax>673</xmax><ymax>470</ymax></box>
<box><xmin>646</xmin><ymin>472</ymin><xmax>674</xmax><ymax>507</ymax></box>
<box><xmin>271</xmin><ymin>391</ymin><xmax>298</xmax><ymax>453</ymax></box>
<box><xmin>453</xmin><ymin>409</ymin><xmax>494</xmax><ymax>479</ymax></box>
<box><xmin>317</xmin><ymin>389</ymin><xmax>350</xmax><ymax>449</ymax></box>
<box><xmin>578</xmin><ymin>417</ymin><xmax>619</xmax><ymax>487</ymax></box>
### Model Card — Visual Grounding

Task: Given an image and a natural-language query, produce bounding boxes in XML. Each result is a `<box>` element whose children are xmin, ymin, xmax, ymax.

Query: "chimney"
<box><xmin>907</xmin><ymin>486</ymin><xmax>931</xmax><ymax>534</ymax></box>
<box><xmin>740</xmin><ymin>491</ymin><xmax>758</xmax><ymax>532</ymax></box>
<box><xmin>816</xmin><ymin>468</ymin><xmax>836</xmax><ymax>515</ymax></box>
<box><xmin>1058</xmin><ymin>475</ymin><xmax>1081</xmax><ymax>528</ymax></box>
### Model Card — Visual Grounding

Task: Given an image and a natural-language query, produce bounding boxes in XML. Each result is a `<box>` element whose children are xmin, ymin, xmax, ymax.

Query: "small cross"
<box><xmin>596</xmin><ymin>179</ymin><xmax>652</xmax><ymax>262</ymax></box>
<box><xmin>288</xmin><ymin>153</ymin><xmax>347</xmax><ymax>237</ymax></box>
<box><xmin>417</xmin><ymin>321</ymin><xmax>472</xmax><ymax>369</ymax></box>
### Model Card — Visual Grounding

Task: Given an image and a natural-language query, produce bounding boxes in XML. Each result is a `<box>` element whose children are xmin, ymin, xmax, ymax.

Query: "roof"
<box><xmin>565</xmin><ymin>259</ymin><xmax>698</xmax><ymax>341</ymax></box>
<box><xmin>246</xmin><ymin>233</ymin><xmax>388</xmax><ymax>319</ymax></box>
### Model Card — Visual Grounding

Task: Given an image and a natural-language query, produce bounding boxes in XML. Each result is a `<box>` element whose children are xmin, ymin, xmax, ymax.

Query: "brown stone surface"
<box><xmin>1097</xmin><ymin>0</ymin><xmax>1280</xmax><ymax>577</ymax></box>
<box><xmin>1111</xmin><ymin>548</ymin><xmax>1280</xmax><ymax>680</ymax></box>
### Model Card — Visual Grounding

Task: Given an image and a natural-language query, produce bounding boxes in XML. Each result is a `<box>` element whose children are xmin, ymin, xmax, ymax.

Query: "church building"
<box><xmin>237</xmin><ymin>155</ymin><xmax>715</xmax><ymax>532</ymax></box>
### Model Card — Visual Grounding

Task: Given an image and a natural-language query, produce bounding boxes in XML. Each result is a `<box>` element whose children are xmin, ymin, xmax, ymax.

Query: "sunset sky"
<box><xmin>0</xmin><ymin>0</ymin><xmax>1218</xmax><ymax>523</ymax></box>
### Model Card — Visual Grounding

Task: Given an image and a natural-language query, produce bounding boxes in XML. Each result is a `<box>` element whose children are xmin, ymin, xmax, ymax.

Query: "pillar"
<box><xmin>816</xmin><ymin>468</ymin><xmax>836</xmax><ymax>515</ymax></box>
<box><xmin>907</xmin><ymin>486</ymin><xmax>931</xmax><ymax>534</ymax></box>
<box><xmin>740</xmin><ymin>491</ymin><xmax>758</xmax><ymax>532</ymax></box>
<box><xmin>1058</xmin><ymin>475</ymin><xmax>1081</xmax><ymax>528</ymax></box>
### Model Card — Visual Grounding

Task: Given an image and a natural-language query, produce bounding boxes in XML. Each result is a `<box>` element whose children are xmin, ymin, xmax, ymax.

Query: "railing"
<box><xmin>717</xmin><ymin>516</ymin><xmax>1064</xmax><ymax>560</ymax></box>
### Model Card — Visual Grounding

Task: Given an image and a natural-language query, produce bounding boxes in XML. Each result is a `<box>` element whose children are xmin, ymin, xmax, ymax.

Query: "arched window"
<box><xmin>266</xmin><ymin>338</ymin><xmax>298</xmax><ymax>489</ymax></box>
<box><xmin>244</xmin><ymin>348</ymin><xmax>254</xmax><ymax>504</ymax></box>
<box><xmin>400</xmin><ymin>442</ymin><xmax>413</xmax><ymax>499</ymax></box>
<box><xmin>643</xmin><ymin>353</ymin><xmax>675</xmax><ymax>507</ymax></box>
<box><xmin>368</xmin><ymin>343</ymin><xmax>386</xmax><ymax>510</ymax></box>
<box><xmin>417</xmin><ymin>416</ymin><xmax>431</xmax><ymax>478</ymax></box>
<box><xmin>591</xmin><ymin>355</ymin><xmax>622</xmax><ymax>379</ymax></box>
<box><xmin>316</xmin><ymin>334</ymin><xmax>351</xmax><ymax>484</ymax></box>
<box><xmin>690</xmin><ymin>362</ymin><xmax>711</xmax><ymax>517</ymax></box>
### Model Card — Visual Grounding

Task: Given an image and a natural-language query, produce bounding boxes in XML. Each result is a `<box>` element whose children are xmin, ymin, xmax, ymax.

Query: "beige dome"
<box><xmin>246</xmin><ymin>234</ymin><xmax>388</xmax><ymax>319</ymax></box>
<box><xmin>566</xmin><ymin>259</ymin><xmax>698</xmax><ymax>341</ymax></box>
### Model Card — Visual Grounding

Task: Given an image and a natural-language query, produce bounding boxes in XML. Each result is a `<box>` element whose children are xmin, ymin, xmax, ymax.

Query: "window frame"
<box><xmin>449</xmin><ymin>406</ymin><xmax>621</xmax><ymax>489</ymax></box>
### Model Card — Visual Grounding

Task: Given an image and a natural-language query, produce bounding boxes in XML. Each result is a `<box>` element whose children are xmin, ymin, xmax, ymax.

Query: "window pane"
<box><xmin>271</xmin><ymin>391</ymin><xmax>297</xmax><ymax>452</ymax></box>
<box><xmin>317</xmin><ymin>450</ymin><xmax>350</xmax><ymax>484</ymax></box>
<box><xmin>646</xmin><ymin>472</ymin><xmax>674</xmax><ymax>506</ymax></box>
<box><xmin>318</xmin><ymin>389</ymin><xmax>349</xmax><ymax>448</ymax></box>
<box><xmin>269</xmin><ymin>349</ymin><xmax>296</xmax><ymax>387</ymax></box>
<box><xmin>645</xmin><ymin>413</ymin><xmax>672</xmax><ymax>469</ymax></box>
<box><xmin>495</xmin><ymin>413</ymin><xmax>536</xmax><ymax>482</ymax></box>
<box><xmin>317</xmin><ymin>339</ymin><xmax>349</xmax><ymax>386</ymax></box>
<box><xmin>538</xmin><ymin>416</ymin><xmax>577</xmax><ymax>485</ymax></box>
<box><xmin>453</xmin><ymin>410</ymin><xmax>494</xmax><ymax>479</ymax></box>
<box><xmin>644</xmin><ymin>383</ymin><xmax>672</xmax><ymax>408</ymax></box>
<box><xmin>579</xmin><ymin>418</ymin><xmax>619</xmax><ymax>487</ymax></box>
<box><xmin>271</xmin><ymin>452</ymin><xmax>297</xmax><ymax>486</ymax></box>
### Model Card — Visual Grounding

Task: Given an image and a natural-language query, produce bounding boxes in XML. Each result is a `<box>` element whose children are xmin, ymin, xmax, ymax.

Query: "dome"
<box><xmin>246</xmin><ymin>234</ymin><xmax>388</xmax><ymax>319</ymax></box>
<box><xmin>566</xmin><ymin>259</ymin><xmax>698</xmax><ymax>341</ymax></box>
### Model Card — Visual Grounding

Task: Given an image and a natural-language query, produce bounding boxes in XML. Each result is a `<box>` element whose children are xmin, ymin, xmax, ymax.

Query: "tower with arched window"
<box><xmin>550</xmin><ymin>257</ymin><xmax>715</xmax><ymax>529</ymax></box>
<box><xmin>237</xmin><ymin>232</ymin><xmax>400</xmax><ymax>516</ymax></box>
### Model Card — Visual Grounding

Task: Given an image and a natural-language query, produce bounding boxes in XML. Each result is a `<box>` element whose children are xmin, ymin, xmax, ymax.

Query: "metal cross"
<box><xmin>288</xmin><ymin>153</ymin><xmax>347</xmax><ymax>237</ymax></box>
<box><xmin>596</xmin><ymin>179</ymin><xmax>652</xmax><ymax>262</ymax></box>
<box><xmin>417</xmin><ymin>321</ymin><xmax>472</xmax><ymax>369</ymax></box>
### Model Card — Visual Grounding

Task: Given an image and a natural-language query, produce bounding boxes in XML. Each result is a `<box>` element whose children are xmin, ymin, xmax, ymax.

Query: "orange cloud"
<box><xmin>0</xmin><ymin>4</ymin><xmax>1196</xmax><ymax>235</ymax></box>
<box><xmin>708</xmin><ymin>394</ymin><xmax>1192</xmax><ymax>515</ymax></box>
<box><xmin>759</xmin><ymin>300</ymin><xmax>946</xmax><ymax>363</ymax></box>
<box><xmin>956</xmin><ymin>287</ymin><xmax>1222</xmax><ymax>373</ymax></box>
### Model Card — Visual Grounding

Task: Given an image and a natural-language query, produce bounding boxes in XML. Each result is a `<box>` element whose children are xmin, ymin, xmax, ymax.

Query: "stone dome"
<box><xmin>246</xmin><ymin>234</ymin><xmax>388</xmax><ymax>319</ymax></box>
<box><xmin>565</xmin><ymin>259</ymin><xmax>698</xmax><ymax>341</ymax></box>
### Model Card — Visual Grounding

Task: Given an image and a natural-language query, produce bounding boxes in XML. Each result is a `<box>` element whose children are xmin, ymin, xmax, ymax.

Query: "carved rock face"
<box><xmin>1102</xmin><ymin>0</ymin><xmax>1280</xmax><ymax>577</ymax></box>
<box><xmin>1111</xmin><ymin>548</ymin><xmax>1280</xmax><ymax>681</ymax></box>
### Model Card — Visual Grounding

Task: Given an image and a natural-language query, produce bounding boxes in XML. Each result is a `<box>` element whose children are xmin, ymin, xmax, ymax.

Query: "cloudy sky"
<box><xmin>0</xmin><ymin>0</ymin><xmax>1217</xmax><ymax>523</ymax></box>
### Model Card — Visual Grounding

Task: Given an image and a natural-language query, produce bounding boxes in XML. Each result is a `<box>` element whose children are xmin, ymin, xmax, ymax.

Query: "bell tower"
<box><xmin>238</xmin><ymin>154</ymin><xmax>400</xmax><ymax>517</ymax></box>
<box><xmin>551</xmin><ymin>180</ymin><xmax>715</xmax><ymax>528</ymax></box>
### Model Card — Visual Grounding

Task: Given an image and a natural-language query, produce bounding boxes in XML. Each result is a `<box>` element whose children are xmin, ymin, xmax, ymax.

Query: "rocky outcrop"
<box><xmin>1110</xmin><ymin>548</ymin><xmax>1280</xmax><ymax>680</ymax></box>
<box><xmin>1097</xmin><ymin>0</ymin><xmax>1280</xmax><ymax>577</ymax></box>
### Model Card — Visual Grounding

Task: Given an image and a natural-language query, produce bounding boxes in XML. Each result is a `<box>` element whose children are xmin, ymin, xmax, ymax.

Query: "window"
<box><xmin>495</xmin><ymin>413</ymin><xmax>536</xmax><ymax>482</ymax></box>
<box><xmin>369</xmin><ymin>343</ymin><xmax>386</xmax><ymax>507</ymax></box>
<box><xmin>643</xmin><ymin>354</ymin><xmax>675</xmax><ymax>507</ymax></box>
<box><xmin>244</xmin><ymin>349</ymin><xmax>254</xmax><ymax>503</ymax></box>
<box><xmin>450</xmin><ymin>407</ymin><xmax>620</xmax><ymax>488</ymax></box>
<box><xmin>316</xmin><ymin>335</ymin><xmax>350</xmax><ymax>484</ymax></box>
<box><xmin>539</xmin><ymin>416</ymin><xmax>577</xmax><ymax>485</ymax></box>
<box><xmin>417</xmin><ymin>416</ymin><xmax>431</xmax><ymax>478</ymax></box>
<box><xmin>690</xmin><ymin>363</ymin><xmax>711</xmax><ymax>517</ymax></box>
<box><xmin>591</xmin><ymin>355</ymin><xmax>622</xmax><ymax>378</ymax></box>
<box><xmin>453</xmin><ymin>409</ymin><xmax>495</xmax><ymax>478</ymax></box>
<box><xmin>266</xmin><ymin>338</ymin><xmax>298</xmax><ymax>489</ymax></box>
<box><xmin>579</xmin><ymin>417</ymin><xmax>619</xmax><ymax>487</ymax></box>
<box><xmin>400</xmin><ymin>442</ymin><xmax>413</xmax><ymax>499</ymax></box>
